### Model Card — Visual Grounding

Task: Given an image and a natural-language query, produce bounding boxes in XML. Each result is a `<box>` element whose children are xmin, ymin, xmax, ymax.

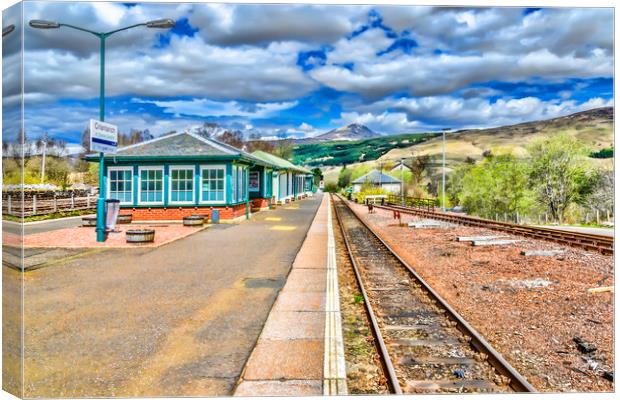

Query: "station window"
<box><xmin>108</xmin><ymin>167</ymin><xmax>133</xmax><ymax>204</ymax></box>
<box><xmin>240</xmin><ymin>167</ymin><xmax>246</xmax><ymax>201</ymax></box>
<box><xmin>201</xmin><ymin>166</ymin><xmax>225</xmax><ymax>203</ymax></box>
<box><xmin>139</xmin><ymin>167</ymin><xmax>164</xmax><ymax>204</ymax></box>
<box><xmin>231</xmin><ymin>166</ymin><xmax>237</xmax><ymax>203</ymax></box>
<box><xmin>170</xmin><ymin>167</ymin><xmax>194</xmax><ymax>203</ymax></box>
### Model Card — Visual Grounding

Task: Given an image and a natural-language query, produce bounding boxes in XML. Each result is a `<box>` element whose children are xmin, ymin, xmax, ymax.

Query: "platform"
<box><xmin>7</xmin><ymin>195</ymin><xmax>325</xmax><ymax>397</ymax></box>
<box><xmin>234</xmin><ymin>195</ymin><xmax>347</xmax><ymax>396</ymax></box>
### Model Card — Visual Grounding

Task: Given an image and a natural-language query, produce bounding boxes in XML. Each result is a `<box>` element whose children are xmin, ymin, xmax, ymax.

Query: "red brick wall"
<box><xmin>121</xmin><ymin>204</ymin><xmax>247</xmax><ymax>221</ymax></box>
<box><xmin>251</xmin><ymin>198</ymin><xmax>270</xmax><ymax>210</ymax></box>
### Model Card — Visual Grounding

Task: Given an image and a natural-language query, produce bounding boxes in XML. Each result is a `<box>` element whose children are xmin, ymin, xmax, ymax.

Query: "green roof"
<box><xmin>85</xmin><ymin>132</ymin><xmax>271</xmax><ymax>167</ymax></box>
<box><xmin>252</xmin><ymin>150</ymin><xmax>312</xmax><ymax>174</ymax></box>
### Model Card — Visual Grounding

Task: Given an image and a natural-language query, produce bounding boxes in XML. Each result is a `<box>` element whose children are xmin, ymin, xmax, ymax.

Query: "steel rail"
<box><xmin>378</xmin><ymin>203</ymin><xmax>613</xmax><ymax>255</ymax></box>
<box><xmin>334</xmin><ymin>194</ymin><xmax>537</xmax><ymax>393</ymax></box>
<box><xmin>330</xmin><ymin>194</ymin><xmax>402</xmax><ymax>394</ymax></box>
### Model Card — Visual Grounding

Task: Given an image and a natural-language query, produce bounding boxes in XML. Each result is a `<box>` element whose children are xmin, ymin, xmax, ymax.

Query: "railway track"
<box><xmin>376</xmin><ymin>202</ymin><xmax>613</xmax><ymax>255</ymax></box>
<box><xmin>331</xmin><ymin>194</ymin><xmax>536</xmax><ymax>394</ymax></box>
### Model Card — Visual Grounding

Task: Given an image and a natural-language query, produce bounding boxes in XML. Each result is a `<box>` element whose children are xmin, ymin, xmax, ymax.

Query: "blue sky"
<box><xmin>2</xmin><ymin>2</ymin><xmax>614</xmax><ymax>151</ymax></box>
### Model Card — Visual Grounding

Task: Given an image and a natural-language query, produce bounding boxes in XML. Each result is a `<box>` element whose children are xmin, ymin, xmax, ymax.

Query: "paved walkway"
<box><xmin>11</xmin><ymin>194</ymin><xmax>322</xmax><ymax>398</ymax></box>
<box><xmin>234</xmin><ymin>195</ymin><xmax>347</xmax><ymax>396</ymax></box>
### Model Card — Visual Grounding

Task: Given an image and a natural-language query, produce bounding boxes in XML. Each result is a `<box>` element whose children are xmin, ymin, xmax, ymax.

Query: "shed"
<box><xmin>351</xmin><ymin>169</ymin><xmax>402</xmax><ymax>194</ymax></box>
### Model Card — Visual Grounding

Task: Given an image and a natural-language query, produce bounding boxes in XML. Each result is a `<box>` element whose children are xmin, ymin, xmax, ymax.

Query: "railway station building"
<box><xmin>85</xmin><ymin>131</ymin><xmax>314</xmax><ymax>222</ymax></box>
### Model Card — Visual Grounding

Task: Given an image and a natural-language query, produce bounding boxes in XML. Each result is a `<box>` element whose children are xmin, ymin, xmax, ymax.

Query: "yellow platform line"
<box><xmin>270</xmin><ymin>225</ymin><xmax>296</xmax><ymax>231</ymax></box>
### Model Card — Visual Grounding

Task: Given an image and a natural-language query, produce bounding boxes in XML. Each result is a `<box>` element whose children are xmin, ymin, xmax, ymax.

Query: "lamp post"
<box><xmin>400</xmin><ymin>158</ymin><xmax>404</xmax><ymax>205</ymax></box>
<box><xmin>29</xmin><ymin>18</ymin><xmax>174</xmax><ymax>242</ymax></box>
<box><xmin>441</xmin><ymin>128</ymin><xmax>449</xmax><ymax>212</ymax></box>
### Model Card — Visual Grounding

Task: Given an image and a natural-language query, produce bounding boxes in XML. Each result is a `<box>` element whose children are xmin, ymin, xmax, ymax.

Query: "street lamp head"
<box><xmin>2</xmin><ymin>24</ymin><xmax>15</xmax><ymax>37</ymax></box>
<box><xmin>29</xmin><ymin>20</ymin><xmax>60</xmax><ymax>29</ymax></box>
<box><xmin>146</xmin><ymin>19</ymin><xmax>175</xmax><ymax>29</ymax></box>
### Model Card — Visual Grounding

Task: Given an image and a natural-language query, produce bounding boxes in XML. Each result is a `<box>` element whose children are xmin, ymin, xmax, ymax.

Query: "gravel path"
<box><xmin>348</xmin><ymin>202</ymin><xmax>613</xmax><ymax>393</ymax></box>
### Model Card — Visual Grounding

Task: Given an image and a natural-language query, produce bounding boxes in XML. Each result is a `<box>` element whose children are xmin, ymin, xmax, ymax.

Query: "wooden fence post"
<box><xmin>596</xmin><ymin>210</ymin><xmax>600</xmax><ymax>225</ymax></box>
<box><xmin>32</xmin><ymin>194</ymin><xmax>37</xmax><ymax>215</ymax></box>
<box><xmin>8</xmin><ymin>195</ymin><xmax>11</xmax><ymax>214</ymax></box>
<box><xmin>53</xmin><ymin>193</ymin><xmax>57</xmax><ymax>212</ymax></box>
<box><xmin>71</xmin><ymin>193</ymin><xmax>75</xmax><ymax>210</ymax></box>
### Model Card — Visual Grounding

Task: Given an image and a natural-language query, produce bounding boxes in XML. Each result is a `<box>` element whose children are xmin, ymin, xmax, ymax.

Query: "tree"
<box><xmin>218</xmin><ymin>130</ymin><xmax>244</xmax><ymax>149</ymax></box>
<box><xmin>272</xmin><ymin>139</ymin><xmax>294</xmax><ymax>160</ymax></box>
<box><xmin>528</xmin><ymin>133</ymin><xmax>594</xmax><ymax>223</ymax></box>
<box><xmin>44</xmin><ymin>157</ymin><xmax>71</xmax><ymax>189</ymax></box>
<box><xmin>446</xmin><ymin>163</ymin><xmax>473</xmax><ymax>206</ymax></box>
<box><xmin>585</xmin><ymin>168</ymin><xmax>613</xmax><ymax>214</ymax></box>
<box><xmin>457</xmin><ymin>153</ymin><xmax>531</xmax><ymax>219</ymax></box>
<box><xmin>337</xmin><ymin>164</ymin><xmax>352</xmax><ymax>189</ymax></box>
<box><xmin>245</xmin><ymin>133</ymin><xmax>276</xmax><ymax>153</ymax></box>
<box><xmin>311</xmin><ymin>167</ymin><xmax>322</xmax><ymax>186</ymax></box>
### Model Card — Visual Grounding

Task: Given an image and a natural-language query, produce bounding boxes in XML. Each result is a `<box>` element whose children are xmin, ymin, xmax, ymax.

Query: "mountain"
<box><xmin>313</xmin><ymin>123</ymin><xmax>382</xmax><ymax>142</ymax></box>
<box><xmin>379</xmin><ymin>107</ymin><xmax>613</xmax><ymax>164</ymax></box>
<box><xmin>311</xmin><ymin>107</ymin><xmax>613</xmax><ymax>185</ymax></box>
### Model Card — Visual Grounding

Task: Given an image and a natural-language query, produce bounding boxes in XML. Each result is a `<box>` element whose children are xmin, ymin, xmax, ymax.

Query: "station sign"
<box><xmin>90</xmin><ymin>119</ymin><xmax>118</xmax><ymax>153</ymax></box>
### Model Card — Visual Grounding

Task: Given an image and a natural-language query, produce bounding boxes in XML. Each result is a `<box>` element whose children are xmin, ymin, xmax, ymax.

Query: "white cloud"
<box><xmin>188</xmin><ymin>4</ymin><xmax>365</xmax><ymax>46</ymax></box>
<box><xmin>352</xmin><ymin>95</ymin><xmax>614</xmax><ymax>130</ymax></box>
<box><xmin>24</xmin><ymin>34</ymin><xmax>317</xmax><ymax>103</ymax></box>
<box><xmin>133</xmin><ymin>98</ymin><xmax>298</xmax><ymax>118</ymax></box>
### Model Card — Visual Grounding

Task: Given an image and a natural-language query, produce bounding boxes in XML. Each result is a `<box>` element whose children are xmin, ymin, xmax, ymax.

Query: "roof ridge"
<box><xmin>116</xmin><ymin>131</ymin><xmax>185</xmax><ymax>153</ymax></box>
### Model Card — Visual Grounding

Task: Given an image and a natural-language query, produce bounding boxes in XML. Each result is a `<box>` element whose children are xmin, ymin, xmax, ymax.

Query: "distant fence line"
<box><xmin>2</xmin><ymin>192</ymin><xmax>97</xmax><ymax>217</ymax></box>
<box><xmin>386</xmin><ymin>194</ymin><xmax>613</xmax><ymax>226</ymax></box>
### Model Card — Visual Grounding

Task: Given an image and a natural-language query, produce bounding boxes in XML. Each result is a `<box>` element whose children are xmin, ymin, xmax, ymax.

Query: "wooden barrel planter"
<box><xmin>117</xmin><ymin>214</ymin><xmax>133</xmax><ymax>224</ymax></box>
<box><xmin>82</xmin><ymin>216</ymin><xmax>97</xmax><ymax>227</ymax></box>
<box><xmin>183</xmin><ymin>215</ymin><xmax>204</xmax><ymax>227</ymax></box>
<box><xmin>126</xmin><ymin>229</ymin><xmax>155</xmax><ymax>244</ymax></box>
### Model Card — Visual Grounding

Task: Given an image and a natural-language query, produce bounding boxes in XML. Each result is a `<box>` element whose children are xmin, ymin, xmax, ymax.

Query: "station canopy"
<box><xmin>251</xmin><ymin>150</ymin><xmax>312</xmax><ymax>174</ymax></box>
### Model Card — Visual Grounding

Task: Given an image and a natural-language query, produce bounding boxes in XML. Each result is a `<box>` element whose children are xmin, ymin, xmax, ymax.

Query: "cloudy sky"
<box><xmin>2</xmin><ymin>1</ymin><xmax>614</xmax><ymax>148</ymax></box>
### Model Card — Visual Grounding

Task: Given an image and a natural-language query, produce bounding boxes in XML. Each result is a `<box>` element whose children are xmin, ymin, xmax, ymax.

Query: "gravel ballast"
<box><xmin>347</xmin><ymin>202</ymin><xmax>613</xmax><ymax>393</ymax></box>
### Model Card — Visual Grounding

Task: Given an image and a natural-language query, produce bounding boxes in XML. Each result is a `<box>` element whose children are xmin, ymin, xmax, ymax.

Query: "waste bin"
<box><xmin>105</xmin><ymin>199</ymin><xmax>121</xmax><ymax>231</ymax></box>
<box><xmin>211</xmin><ymin>209</ymin><xmax>220</xmax><ymax>224</ymax></box>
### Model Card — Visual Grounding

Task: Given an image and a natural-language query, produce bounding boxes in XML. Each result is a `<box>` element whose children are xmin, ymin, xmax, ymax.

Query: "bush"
<box><xmin>323</xmin><ymin>182</ymin><xmax>338</xmax><ymax>192</ymax></box>
<box><xmin>353</xmin><ymin>181</ymin><xmax>388</xmax><ymax>203</ymax></box>
<box><xmin>590</xmin><ymin>147</ymin><xmax>613</xmax><ymax>159</ymax></box>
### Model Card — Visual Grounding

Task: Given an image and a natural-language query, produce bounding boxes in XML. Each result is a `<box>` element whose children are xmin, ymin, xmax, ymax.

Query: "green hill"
<box><xmin>291</xmin><ymin>132</ymin><xmax>439</xmax><ymax>166</ymax></box>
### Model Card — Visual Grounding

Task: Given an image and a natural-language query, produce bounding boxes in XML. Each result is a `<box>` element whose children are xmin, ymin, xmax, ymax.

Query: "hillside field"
<box><xmin>319</xmin><ymin>107</ymin><xmax>614</xmax><ymax>186</ymax></box>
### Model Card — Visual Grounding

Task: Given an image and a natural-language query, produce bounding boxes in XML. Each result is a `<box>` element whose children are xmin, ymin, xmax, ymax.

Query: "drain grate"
<box><xmin>243</xmin><ymin>277</ymin><xmax>285</xmax><ymax>289</ymax></box>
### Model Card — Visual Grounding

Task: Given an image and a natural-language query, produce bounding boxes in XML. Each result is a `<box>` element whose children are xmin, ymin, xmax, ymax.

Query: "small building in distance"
<box><xmin>351</xmin><ymin>169</ymin><xmax>402</xmax><ymax>194</ymax></box>
<box><xmin>390</xmin><ymin>161</ymin><xmax>412</xmax><ymax>173</ymax></box>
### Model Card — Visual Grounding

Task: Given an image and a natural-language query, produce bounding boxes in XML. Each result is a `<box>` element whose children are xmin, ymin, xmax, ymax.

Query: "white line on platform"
<box><xmin>323</xmin><ymin>195</ymin><xmax>348</xmax><ymax>395</ymax></box>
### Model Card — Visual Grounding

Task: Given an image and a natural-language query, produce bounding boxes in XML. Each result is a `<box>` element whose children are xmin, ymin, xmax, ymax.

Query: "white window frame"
<box><xmin>199</xmin><ymin>164</ymin><xmax>226</xmax><ymax>204</ymax></box>
<box><xmin>138</xmin><ymin>166</ymin><xmax>165</xmax><ymax>205</ymax></box>
<box><xmin>168</xmin><ymin>165</ymin><xmax>195</xmax><ymax>205</ymax></box>
<box><xmin>107</xmin><ymin>166</ymin><xmax>134</xmax><ymax>205</ymax></box>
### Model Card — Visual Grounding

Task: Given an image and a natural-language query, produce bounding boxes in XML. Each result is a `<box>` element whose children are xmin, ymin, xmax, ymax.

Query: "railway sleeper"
<box><xmin>404</xmin><ymin>379</ymin><xmax>503</xmax><ymax>393</ymax></box>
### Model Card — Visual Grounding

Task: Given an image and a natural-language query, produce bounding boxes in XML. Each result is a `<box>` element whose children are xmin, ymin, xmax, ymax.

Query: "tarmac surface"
<box><xmin>4</xmin><ymin>194</ymin><xmax>322</xmax><ymax>398</ymax></box>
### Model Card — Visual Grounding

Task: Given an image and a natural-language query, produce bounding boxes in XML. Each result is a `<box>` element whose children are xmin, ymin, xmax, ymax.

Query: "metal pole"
<box><xmin>40</xmin><ymin>132</ymin><xmax>47</xmax><ymax>183</ymax></box>
<box><xmin>442</xmin><ymin>130</ymin><xmax>446</xmax><ymax>212</ymax></box>
<box><xmin>95</xmin><ymin>35</ymin><xmax>107</xmax><ymax>242</ymax></box>
<box><xmin>400</xmin><ymin>158</ymin><xmax>404</xmax><ymax>205</ymax></box>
